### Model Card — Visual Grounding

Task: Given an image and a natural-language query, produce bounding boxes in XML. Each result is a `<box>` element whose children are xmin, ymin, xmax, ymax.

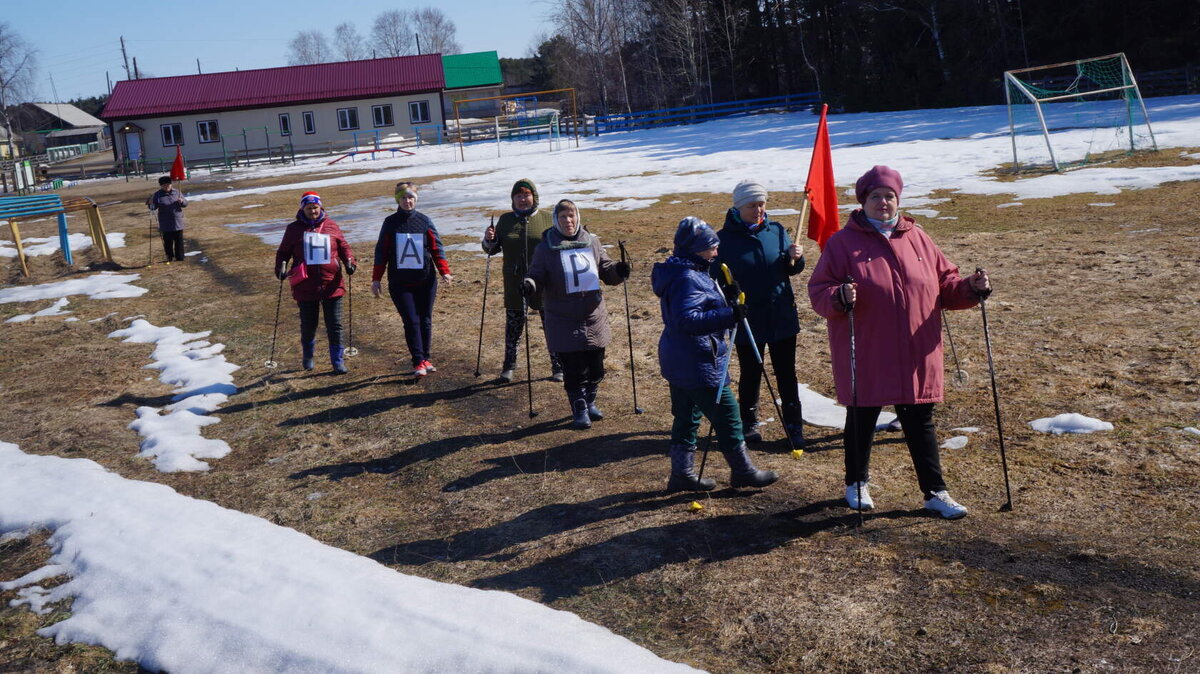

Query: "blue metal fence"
<box><xmin>593</xmin><ymin>93</ymin><xmax>822</xmax><ymax>135</ymax></box>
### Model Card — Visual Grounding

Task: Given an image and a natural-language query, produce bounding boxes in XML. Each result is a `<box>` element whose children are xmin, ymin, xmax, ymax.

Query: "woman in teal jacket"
<box><xmin>715</xmin><ymin>180</ymin><xmax>806</xmax><ymax>447</ymax></box>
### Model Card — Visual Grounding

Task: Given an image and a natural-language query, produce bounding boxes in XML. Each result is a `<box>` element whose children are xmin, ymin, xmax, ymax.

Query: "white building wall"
<box><xmin>112</xmin><ymin>91</ymin><xmax>444</xmax><ymax>165</ymax></box>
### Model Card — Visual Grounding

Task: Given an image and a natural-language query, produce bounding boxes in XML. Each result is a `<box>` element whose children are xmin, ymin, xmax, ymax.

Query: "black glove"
<box><xmin>345</xmin><ymin>261</ymin><xmax>357</xmax><ymax>275</ymax></box>
<box><xmin>838</xmin><ymin>283</ymin><xmax>855</xmax><ymax>311</ymax></box>
<box><xmin>721</xmin><ymin>280</ymin><xmax>742</xmax><ymax>305</ymax></box>
<box><xmin>730</xmin><ymin>302</ymin><xmax>747</xmax><ymax>323</ymax></box>
<box><xmin>275</xmin><ymin>267</ymin><xmax>288</xmax><ymax>281</ymax></box>
<box><xmin>521</xmin><ymin>278</ymin><xmax>536</xmax><ymax>298</ymax></box>
<box><xmin>614</xmin><ymin>261</ymin><xmax>631</xmax><ymax>279</ymax></box>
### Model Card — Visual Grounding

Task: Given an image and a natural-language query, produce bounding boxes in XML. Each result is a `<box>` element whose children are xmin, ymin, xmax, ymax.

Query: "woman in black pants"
<box><xmin>146</xmin><ymin>176</ymin><xmax>187</xmax><ymax>263</ymax></box>
<box><xmin>371</xmin><ymin>182</ymin><xmax>453</xmax><ymax>377</ymax></box>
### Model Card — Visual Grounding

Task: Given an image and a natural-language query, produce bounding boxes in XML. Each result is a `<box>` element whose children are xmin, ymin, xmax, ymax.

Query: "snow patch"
<box><xmin>5</xmin><ymin>297</ymin><xmax>72</xmax><ymax>323</ymax></box>
<box><xmin>940</xmin><ymin>436</ymin><xmax>969</xmax><ymax>450</ymax></box>
<box><xmin>0</xmin><ymin>272</ymin><xmax>146</xmax><ymax>304</ymax></box>
<box><xmin>0</xmin><ymin>232</ymin><xmax>126</xmax><ymax>259</ymax></box>
<box><xmin>1029</xmin><ymin>413</ymin><xmax>1113</xmax><ymax>435</ymax></box>
<box><xmin>797</xmin><ymin>384</ymin><xmax>895</xmax><ymax>430</ymax></box>
<box><xmin>107</xmin><ymin>320</ymin><xmax>239</xmax><ymax>472</ymax></box>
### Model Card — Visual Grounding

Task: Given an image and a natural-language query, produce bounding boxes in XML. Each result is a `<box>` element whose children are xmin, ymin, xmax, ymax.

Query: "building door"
<box><xmin>125</xmin><ymin>133</ymin><xmax>142</xmax><ymax>160</ymax></box>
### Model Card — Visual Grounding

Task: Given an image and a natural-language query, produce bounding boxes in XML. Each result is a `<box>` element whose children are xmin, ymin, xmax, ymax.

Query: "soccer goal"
<box><xmin>1004</xmin><ymin>53</ymin><xmax>1157</xmax><ymax>171</ymax></box>
<box><xmin>451</xmin><ymin>88</ymin><xmax>580</xmax><ymax>162</ymax></box>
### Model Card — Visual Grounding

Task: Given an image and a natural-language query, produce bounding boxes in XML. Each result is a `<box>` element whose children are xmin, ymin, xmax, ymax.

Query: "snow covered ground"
<box><xmin>0</xmin><ymin>443</ymin><xmax>699</xmax><ymax>674</ymax></box>
<box><xmin>0</xmin><ymin>232</ymin><xmax>126</xmax><ymax>259</ymax></box>
<box><xmin>179</xmin><ymin>94</ymin><xmax>1200</xmax><ymax>243</ymax></box>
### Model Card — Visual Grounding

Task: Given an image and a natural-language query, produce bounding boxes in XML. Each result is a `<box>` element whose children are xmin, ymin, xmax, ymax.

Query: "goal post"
<box><xmin>452</xmin><ymin>88</ymin><xmax>579</xmax><ymax>162</ymax></box>
<box><xmin>1004</xmin><ymin>53</ymin><xmax>1157</xmax><ymax>171</ymax></box>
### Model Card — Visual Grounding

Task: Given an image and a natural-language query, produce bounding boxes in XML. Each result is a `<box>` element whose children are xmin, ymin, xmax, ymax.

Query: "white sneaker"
<box><xmin>924</xmin><ymin>490</ymin><xmax>968</xmax><ymax>519</ymax></box>
<box><xmin>499</xmin><ymin>369</ymin><xmax>514</xmax><ymax>382</ymax></box>
<box><xmin>550</xmin><ymin>370</ymin><xmax>564</xmax><ymax>382</ymax></box>
<box><xmin>413</xmin><ymin>362</ymin><xmax>428</xmax><ymax>377</ymax></box>
<box><xmin>845</xmin><ymin>481</ymin><xmax>875</xmax><ymax>510</ymax></box>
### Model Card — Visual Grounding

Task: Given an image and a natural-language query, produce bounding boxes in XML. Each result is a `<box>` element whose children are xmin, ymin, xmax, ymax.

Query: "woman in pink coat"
<box><xmin>808</xmin><ymin>166</ymin><xmax>990</xmax><ymax>519</ymax></box>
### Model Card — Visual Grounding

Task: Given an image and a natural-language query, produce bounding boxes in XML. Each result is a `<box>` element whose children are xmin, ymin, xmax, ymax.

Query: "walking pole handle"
<box><xmin>839</xmin><ymin>274</ymin><xmax>856</xmax><ymax>312</ymax></box>
<box><xmin>973</xmin><ymin>267</ymin><xmax>993</xmax><ymax>300</ymax></box>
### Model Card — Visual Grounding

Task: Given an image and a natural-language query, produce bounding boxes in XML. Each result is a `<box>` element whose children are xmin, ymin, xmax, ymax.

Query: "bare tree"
<box><xmin>413</xmin><ymin>7</ymin><xmax>461</xmax><ymax>55</ymax></box>
<box><xmin>372</xmin><ymin>10</ymin><xmax>416</xmax><ymax>57</ymax></box>
<box><xmin>552</xmin><ymin>0</ymin><xmax>634</xmax><ymax>114</ymax></box>
<box><xmin>333</xmin><ymin>23</ymin><xmax>368</xmax><ymax>61</ymax></box>
<box><xmin>0</xmin><ymin>22</ymin><xmax>38</xmax><ymax>158</ymax></box>
<box><xmin>287</xmin><ymin>30</ymin><xmax>332</xmax><ymax>65</ymax></box>
<box><xmin>659</xmin><ymin>0</ymin><xmax>704</xmax><ymax>104</ymax></box>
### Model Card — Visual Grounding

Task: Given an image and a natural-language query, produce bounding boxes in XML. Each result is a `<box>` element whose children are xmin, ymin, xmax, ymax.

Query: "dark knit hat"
<box><xmin>511</xmin><ymin>178</ymin><xmax>539</xmax><ymax>209</ymax></box>
<box><xmin>300</xmin><ymin>191</ymin><xmax>322</xmax><ymax>206</ymax></box>
<box><xmin>854</xmin><ymin>165</ymin><xmax>903</xmax><ymax>204</ymax></box>
<box><xmin>158</xmin><ymin>176</ymin><xmax>173</xmax><ymax>186</ymax></box>
<box><xmin>673</xmin><ymin>217</ymin><xmax>719</xmax><ymax>256</ymax></box>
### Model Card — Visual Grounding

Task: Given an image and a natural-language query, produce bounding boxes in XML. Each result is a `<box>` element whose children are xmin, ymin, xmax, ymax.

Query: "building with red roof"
<box><xmin>101</xmin><ymin>54</ymin><xmax>447</xmax><ymax>166</ymax></box>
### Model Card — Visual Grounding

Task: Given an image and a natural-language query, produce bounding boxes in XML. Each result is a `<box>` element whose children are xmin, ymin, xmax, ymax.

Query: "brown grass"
<box><xmin>2</xmin><ymin>154</ymin><xmax>1199</xmax><ymax>673</ymax></box>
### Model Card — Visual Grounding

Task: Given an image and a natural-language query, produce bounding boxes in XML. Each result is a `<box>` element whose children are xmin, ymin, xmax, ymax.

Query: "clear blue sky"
<box><xmin>7</xmin><ymin>0</ymin><xmax>553</xmax><ymax>102</ymax></box>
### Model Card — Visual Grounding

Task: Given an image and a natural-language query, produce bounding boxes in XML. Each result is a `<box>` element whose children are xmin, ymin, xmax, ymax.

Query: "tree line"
<box><xmin>286</xmin><ymin>8</ymin><xmax>461</xmax><ymax>65</ymax></box>
<box><xmin>504</xmin><ymin>0</ymin><xmax>1199</xmax><ymax>115</ymax></box>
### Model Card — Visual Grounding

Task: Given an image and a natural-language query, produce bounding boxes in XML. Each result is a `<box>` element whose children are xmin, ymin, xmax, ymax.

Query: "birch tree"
<box><xmin>286</xmin><ymin>30</ymin><xmax>332</xmax><ymax>65</ymax></box>
<box><xmin>0</xmin><ymin>22</ymin><xmax>38</xmax><ymax>157</ymax></box>
<box><xmin>372</xmin><ymin>10</ymin><xmax>416</xmax><ymax>57</ymax></box>
<box><xmin>413</xmin><ymin>8</ymin><xmax>461</xmax><ymax>55</ymax></box>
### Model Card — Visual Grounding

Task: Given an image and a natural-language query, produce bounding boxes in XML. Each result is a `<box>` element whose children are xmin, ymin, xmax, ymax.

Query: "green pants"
<box><xmin>669</xmin><ymin>383</ymin><xmax>744</xmax><ymax>452</ymax></box>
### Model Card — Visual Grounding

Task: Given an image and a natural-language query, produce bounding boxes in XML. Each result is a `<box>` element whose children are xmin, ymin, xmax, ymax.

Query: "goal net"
<box><xmin>1004</xmin><ymin>53</ymin><xmax>1157</xmax><ymax>171</ymax></box>
<box><xmin>451</xmin><ymin>88</ymin><xmax>580</xmax><ymax>161</ymax></box>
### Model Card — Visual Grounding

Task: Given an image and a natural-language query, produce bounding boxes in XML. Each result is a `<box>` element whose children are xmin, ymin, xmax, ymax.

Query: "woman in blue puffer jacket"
<box><xmin>651</xmin><ymin>217</ymin><xmax>779</xmax><ymax>493</ymax></box>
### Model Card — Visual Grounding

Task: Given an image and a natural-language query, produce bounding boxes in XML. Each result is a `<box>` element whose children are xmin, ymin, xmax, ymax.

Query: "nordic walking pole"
<box><xmin>976</xmin><ymin>267</ymin><xmax>1013</xmax><ymax>512</ymax></box>
<box><xmin>522</xmin><ymin>220</ymin><xmax>537</xmax><ymax>418</ymax></box>
<box><xmin>719</xmin><ymin>264</ymin><xmax>797</xmax><ymax>455</ymax></box>
<box><xmin>842</xmin><ymin>277</ymin><xmax>864</xmax><ymax>526</ymax></box>
<box><xmin>344</xmin><ymin>266</ymin><xmax>358</xmax><ymax>357</ymax></box>
<box><xmin>147</xmin><ymin>211</ymin><xmax>155</xmax><ymax>266</ymax></box>
<box><xmin>475</xmin><ymin>216</ymin><xmax>494</xmax><ymax>377</ymax></box>
<box><xmin>617</xmin><ymin>240</ymin><xmax>643</xmax><ymax>414</ymax></box>
<box><xmin>942</xmin><ymin>309</ymin><xmax>966</xmax><ymax>384</ymax></box>
<box><xmin>698</xmin><ymin>318</ymin><xmax>738</xmax><ymax>481</ymax></box>
<box><xmin>264</xmin><ymin>276</ymin><xmax>285</xmax><ymax>369</ymax></box>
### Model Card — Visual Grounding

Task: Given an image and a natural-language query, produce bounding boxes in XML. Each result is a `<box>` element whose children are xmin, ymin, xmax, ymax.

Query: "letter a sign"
<box><xmin>560</xmin><ymin>248</ymin><xmax>599</xmax><ymax>294</ymax></box>
<box><xmin>303</xmin><ymin>232</ymin><xmax>332</xmax><ymax>265</ymax></box>
<box><xmin>394</xmin><ymin>233</ymin><xmax>424</xmax><ymax>269</ymax></box>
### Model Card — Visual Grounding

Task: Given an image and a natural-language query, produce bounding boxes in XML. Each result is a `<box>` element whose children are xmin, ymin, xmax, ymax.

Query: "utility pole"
<box><xmin>415</xmin><ymin>33</ymin><xmax>421</xmax><ymax>55</ymax></box>
<box><xmin>196</xmin><ymin>59</ymin><xmax>202</xmax><ymax>74</ymax></box>
<box><xmin>133</xmin><ymin>57</ymin><xmax>140</xmax><ymax>79</ymax></box>
<box><xmin>107</xmin><ymin>71</ymin><xmax>112</xmax><ymax>96</ymax></box>
<box><xmin>120</xmin><ymin>36</ymin><xmax>131</xmax><ymax>80</ymax></box>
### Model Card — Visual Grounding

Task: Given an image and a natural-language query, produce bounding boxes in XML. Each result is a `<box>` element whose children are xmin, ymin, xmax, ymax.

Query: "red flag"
<box><xmin>169</xmin><ymin>145</ymin><xmax>187</xmax><ymax>182</ymax></box>
<box><xmin>804</xmin><ymin>104</ymin><xmax>839</xmax><ymax>251</ymax></box>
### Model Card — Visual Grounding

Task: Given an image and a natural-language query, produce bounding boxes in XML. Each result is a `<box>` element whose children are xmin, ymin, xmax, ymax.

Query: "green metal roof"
<box><xmin>442</xmin><ymin>51</ymin><xmax>502</xmax><ymax>90</ymax></box>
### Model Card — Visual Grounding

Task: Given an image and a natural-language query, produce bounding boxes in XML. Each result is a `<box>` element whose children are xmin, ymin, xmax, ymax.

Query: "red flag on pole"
<box><xmin>804</xmin><ymin>104</ymin><xmax>839</xmax><ymax>251</ymax></box>
<box><xmin>169</xmin><ymin>145</ymin><xmax>187</xmax><ymax>182</ymax></box>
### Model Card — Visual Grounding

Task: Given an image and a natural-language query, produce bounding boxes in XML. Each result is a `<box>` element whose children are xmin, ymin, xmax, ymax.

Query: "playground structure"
<box><xmin>218</xmin><ymin>127</ymin><xmax>297</xmax><ymax>169</ymax></box>
<box><xmin>452</xmin><ymin>88</ymin><xmax>579</xmax><ymax>161</ymax></box>
<box><xmin>327</xmin><ymin>130</ymin><xmax>415</xmax><ymax>164</ymax></box>
<box><xmin>0</xmin><ymin>194</ymin><xmax>114</xmax><ymax>278</ymax></box>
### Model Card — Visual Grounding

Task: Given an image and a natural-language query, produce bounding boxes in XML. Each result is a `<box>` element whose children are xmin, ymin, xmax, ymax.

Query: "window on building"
<box><xmin>337</xmin><ymin>107</ymin><xmax>359</xmax><ymax>131</ymax></box>
<box><xmin>302</xmin><ymin>111</ymin><xmax>316</xmax><ymax>134</ymax></box>
<box><xmin>197</xmin><ymin>120</ymin><xmax>220</xmax><ymax>144</ymax></box>
<box><xmin>160</xmin><ymin>123</ymin><xmax>183</xmax><ymax>147</ymax></box>
<box><xmin>372</xmin><ymin>104</ymin><xmax>394</xmax><ymax>127</ymax></box>
<box><xmin>409</xmin><ymin>100</ymin><xmax>431</xmax><ymax>124</ymax></box>
<box><xmin>279</xmin><ymin>114</ymin><xmax>291</xmax><ymax>136</ymax></box>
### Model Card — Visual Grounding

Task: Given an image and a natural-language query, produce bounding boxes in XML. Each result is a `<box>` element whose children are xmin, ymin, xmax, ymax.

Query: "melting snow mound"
<box><xmin>1029</xmin><ymin>413</ymin><xmax>1113</xmax><ymax>435</ymax></box>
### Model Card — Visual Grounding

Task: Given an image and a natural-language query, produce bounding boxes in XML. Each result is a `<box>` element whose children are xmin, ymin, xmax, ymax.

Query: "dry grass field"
<box><xmin>2</xmin><ymin>152</ymin><xmax>1199</xmax><ymax>672</ymax></box>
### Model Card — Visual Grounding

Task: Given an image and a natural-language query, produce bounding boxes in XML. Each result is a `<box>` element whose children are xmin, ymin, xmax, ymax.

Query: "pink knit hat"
<box><xmin>854</xmin><ymin>166</ymin><xmax>903</xmax><ymax>204</ymax></box>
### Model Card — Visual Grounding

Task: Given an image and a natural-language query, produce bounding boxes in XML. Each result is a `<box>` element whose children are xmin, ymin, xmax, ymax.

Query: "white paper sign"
<box><xmin>394</xmin><ymin>233</ymin><xmax>425</xmax><ymax>270</ymax></box>
<box><xmin>560</xmin><ymin>248</ymin><xmax>600</xmax><ymax>294</ymax></box>
<box><xmin>303</xmin><ymin>232</ymin><xmax>332</xmax><ymax>265</ymax></box>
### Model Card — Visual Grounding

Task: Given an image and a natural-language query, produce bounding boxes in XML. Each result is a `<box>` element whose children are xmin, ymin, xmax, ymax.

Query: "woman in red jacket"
<box><xmin>808</xmin><ymin>166</ymin><xmax>990</xmax><ymax>519</ymax></box>
<box><xmin>274</xmin><ymin>191</ymin><xmax>357</xmax><ymax>374</ymax></box>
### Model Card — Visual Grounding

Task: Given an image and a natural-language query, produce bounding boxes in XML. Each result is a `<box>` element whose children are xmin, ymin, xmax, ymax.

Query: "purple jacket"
<box><xmin>808</xmin><ymin>211</ymin><xmax>979</xmax><ymax>407</ymax></box>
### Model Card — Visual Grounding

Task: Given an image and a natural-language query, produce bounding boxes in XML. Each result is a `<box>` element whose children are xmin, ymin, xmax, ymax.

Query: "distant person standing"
<box><xmin>274</xmin><ymin>191</ymin><xmax>357</xmax><ymax>374</ymax></box>
<box><xmin>146</xmin><ymin>176</ymin><xmax>187</xmax><ymax>263</ymax></box>
<box><xmin>481</xmin><ymin>178</ymin><xmax>563</xmax><ymax>383</ymax></box>
<box><xmin>371</xmin><ymin>181</ymin><xmax>453</xmax><ymax>378</ymax></box>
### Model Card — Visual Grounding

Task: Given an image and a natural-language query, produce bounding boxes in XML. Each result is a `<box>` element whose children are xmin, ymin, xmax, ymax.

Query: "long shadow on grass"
<box><xmin>441</xmin><ymin>429</ymin><xmax>670</xmax><ymax>492</ymax></box>
<box><xmin>288</xmin><ymin>417</ymin><xmax>573</xmax><ymax>481</ymax></box>
<box><xmin>277</xmin><ymin>380</ymin><xmax>502</xmax><ymax>425</ymax></box>
<box><xmin>467</xmin><ymin>501</ymin><xmax>928</xmax><ymax>601</ymax></box>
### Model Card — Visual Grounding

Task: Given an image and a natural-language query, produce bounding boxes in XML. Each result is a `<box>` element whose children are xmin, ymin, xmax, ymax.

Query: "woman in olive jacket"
<box><xmin>481</xmin><ymin>178</ymin><xmax>562</xmax><ymax>382</ymax></box>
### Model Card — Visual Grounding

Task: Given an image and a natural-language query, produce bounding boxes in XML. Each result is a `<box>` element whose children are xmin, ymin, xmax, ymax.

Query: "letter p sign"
<box><xmin>561</xmin><ymin>249</ymin><xmax>599</xmax><ymax>294</ymax></box>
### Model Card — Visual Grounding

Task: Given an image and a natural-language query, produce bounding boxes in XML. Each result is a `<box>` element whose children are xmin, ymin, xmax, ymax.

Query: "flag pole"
<box><xmin>794</xmin><ymin>188</ymin><xmax>812</xmax><ymax>244</ymax></box>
